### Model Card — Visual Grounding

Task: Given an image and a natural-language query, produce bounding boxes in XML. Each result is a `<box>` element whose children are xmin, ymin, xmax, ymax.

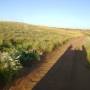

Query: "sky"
<box><xmin>0</xmin><ymin>0</ymin><xmax>90</xmax><ymax>29</ymax></box>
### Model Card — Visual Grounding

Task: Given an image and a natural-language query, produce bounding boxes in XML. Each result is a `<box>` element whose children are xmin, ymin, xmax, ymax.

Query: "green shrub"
<box><xmin>19</xmin><ymin>50</ymin><xmax>40</xmax><ymax>67</ymax></box>
<box><xmin>0</xmin><ymin>52</ymin><xmax>22</xmax><ymax>85</ymax></box>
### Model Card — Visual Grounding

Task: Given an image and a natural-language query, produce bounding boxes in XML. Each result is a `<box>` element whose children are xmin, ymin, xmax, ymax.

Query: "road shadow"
<box><xmin>33</xmin><ymin>45</ymin><xmax>90</xmax><ymax>90</ymax></box>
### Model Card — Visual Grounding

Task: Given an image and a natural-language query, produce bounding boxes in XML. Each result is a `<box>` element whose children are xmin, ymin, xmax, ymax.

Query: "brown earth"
<box><xmin>33</xmin><ymin>37</ymin><xmax>90</xmax><ymax>90</ymax></box>
<box><xmin>4</xmin><ymin>36</ymin><xmax>87</xmax><ymax>90</ymax></box>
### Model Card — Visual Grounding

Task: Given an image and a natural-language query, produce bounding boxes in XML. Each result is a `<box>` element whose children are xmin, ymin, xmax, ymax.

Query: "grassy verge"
<box><xmin>84</xmin><ymin>36</ymin><xmax>90</xmax><ymax>64</ymax></box>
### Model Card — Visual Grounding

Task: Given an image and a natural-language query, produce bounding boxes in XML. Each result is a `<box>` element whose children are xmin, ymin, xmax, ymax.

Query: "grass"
<box><xmin>82</xmin><ymin>30</ymin><xmax>90</xmax><ymax>64</ymax></box>
<box><xmin>0</xmin><ymin>21</ymin><xmax>82</xmax><ymax>86</ymax></box>
<box><xmin>84</xmin><ymin>35</ymin><xmax>90</xmax><ymax>63</ymax></box>
<box><xmin>0</xmin><ymin>22</ymin><xmax>82</xmax><ymax>53</ymax></box>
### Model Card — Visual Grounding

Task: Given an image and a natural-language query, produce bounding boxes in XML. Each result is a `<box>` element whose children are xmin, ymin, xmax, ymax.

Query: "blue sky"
<box><xmin>0</xmin><ymin>0</ymin><xmax>90</xmax><ymax>29</ymax></box>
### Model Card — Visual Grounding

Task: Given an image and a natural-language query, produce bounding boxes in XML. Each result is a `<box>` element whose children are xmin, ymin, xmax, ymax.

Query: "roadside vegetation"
<box><xmin>0</xmin><ymin>22</ymin><xmax>82</xmax><ymax>86</ymax></box>
<box><xmin>83</xmin><ymin>31</ymin><xmax>90</xmax><ymax>64</ymax></box>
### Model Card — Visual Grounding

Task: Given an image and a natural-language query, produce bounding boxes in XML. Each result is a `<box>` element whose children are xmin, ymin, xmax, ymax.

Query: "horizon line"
<box><xmin>0</xmin><ymin>20</ymin><xmax>90</xmax><ymax>30</ymax></box>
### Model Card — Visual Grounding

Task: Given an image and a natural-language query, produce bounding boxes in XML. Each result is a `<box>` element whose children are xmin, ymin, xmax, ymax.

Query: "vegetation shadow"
<box><xmin>33</xmin><ymin>45</ymin><xmax>90</xmax><ymax>90</ymax></box>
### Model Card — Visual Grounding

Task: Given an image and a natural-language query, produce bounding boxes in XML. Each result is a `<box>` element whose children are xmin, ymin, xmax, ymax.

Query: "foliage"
<box><xmin>84</xmin><ymin>36</ymin><xmax>90</xmax><ymax>64</ymax></box>
<box><xmin>0</xmin><ymin>52</ymin><xmax>22</xmax><ymax>84</ymax></box>
<box><xmin>19</xmin><ymin>50</ymin><xmax>40</xmax><ymax>67</ymax></box>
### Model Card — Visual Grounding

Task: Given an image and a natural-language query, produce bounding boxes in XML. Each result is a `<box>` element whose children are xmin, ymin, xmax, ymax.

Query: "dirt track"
<box><xmin>8</xmin><ymin>36</ymin><xmax>89</xmax><ymax>90</ymax></box>
<box><xmin>33</xmin><ymin>37</ymin><xmax>90</xmax><ymax>90</ymax></box>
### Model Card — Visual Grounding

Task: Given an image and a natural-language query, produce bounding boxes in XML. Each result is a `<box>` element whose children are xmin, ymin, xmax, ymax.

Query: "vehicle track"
<box><xmin>9</xmin><ymin>36</ymin><xmax>86</xmax><ymax>90</ymax></box>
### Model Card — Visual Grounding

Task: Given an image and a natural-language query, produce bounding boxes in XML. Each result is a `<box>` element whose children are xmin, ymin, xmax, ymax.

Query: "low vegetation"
<box><xmin>84</xmin><ymin>32</ymin><xmax>90</xmax><ymax>64</ymax></box>
<box><xmin>0</xmin><ymin>22</ymin><xmax>82</xmax><ymax>86</ymax></box>
<box><xmin>81</xmin><ymin>30</ymin><xmax>90</xmax><ymax>65</ymax></box>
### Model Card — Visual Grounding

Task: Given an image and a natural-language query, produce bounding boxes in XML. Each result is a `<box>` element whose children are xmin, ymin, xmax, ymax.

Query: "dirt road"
<box><xmin>33</xmin><ymin>37</ymin><xmax>90</xmax><ymax>90</ymax></box>
<box><xmin>9</xmin><ymin>36</ymin><xmax>88</xmax><ymax>90</ymax></box>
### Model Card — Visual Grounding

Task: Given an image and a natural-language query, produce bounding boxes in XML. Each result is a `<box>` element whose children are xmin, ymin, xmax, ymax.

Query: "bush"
<box><xmin>19</xmin><ymin>50</ymin><xmax>40</xmax><ymax>67</ymax></box>
<box><xmin>0</xmin><ymin>52</ymin><xmax>22</xmax><ymax>85</ymax></box>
